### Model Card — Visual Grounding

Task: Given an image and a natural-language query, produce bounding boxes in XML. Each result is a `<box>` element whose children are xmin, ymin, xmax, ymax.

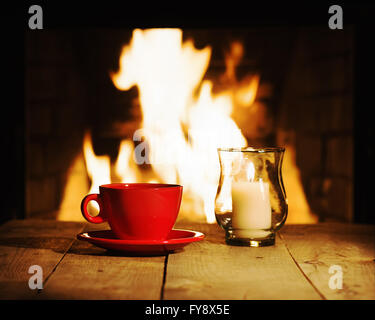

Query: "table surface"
<box><xmin>0</xmin><ymin>219</ymin><xmax>374</xmax><ymax>300</ymax></box>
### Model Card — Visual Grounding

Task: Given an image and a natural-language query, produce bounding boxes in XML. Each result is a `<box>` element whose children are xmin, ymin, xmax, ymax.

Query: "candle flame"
<box><xmin>246</xmin><ymin>161</ymin><xmax>255</xmax><ymax>182</ymax></box>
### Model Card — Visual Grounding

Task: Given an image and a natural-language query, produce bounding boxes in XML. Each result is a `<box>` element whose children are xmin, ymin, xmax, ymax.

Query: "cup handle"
<box><xmin>80</xmin><ymin>194</ymin><xmax>106</xmax><ymax>224</ymax></box>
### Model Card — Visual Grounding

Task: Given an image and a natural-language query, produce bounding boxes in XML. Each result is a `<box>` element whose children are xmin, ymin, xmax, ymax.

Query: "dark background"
<box><xmin>2</xmin><ymin>2</ymin><xmax>374</xmax><ymax>224</ymax></box>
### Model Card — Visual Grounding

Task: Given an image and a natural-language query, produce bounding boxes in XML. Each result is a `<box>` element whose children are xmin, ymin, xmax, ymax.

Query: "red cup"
<box><xmin>81</xmin><ymin>183</ymin><xmax>183</xmax><ymax>240</ymax></box>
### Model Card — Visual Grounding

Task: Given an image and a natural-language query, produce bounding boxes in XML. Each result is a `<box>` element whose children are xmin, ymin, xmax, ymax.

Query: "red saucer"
<box><xmin>76</xmin><ymin>229</ymin><xmax>205</xmax><ymax>255</ymax></box>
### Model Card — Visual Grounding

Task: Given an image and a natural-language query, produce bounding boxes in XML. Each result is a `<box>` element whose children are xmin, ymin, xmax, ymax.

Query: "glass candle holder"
<box><xmin>215</xmin><ymin>147</ymin><xmax>288</xmax><ymax>247</ymax></box>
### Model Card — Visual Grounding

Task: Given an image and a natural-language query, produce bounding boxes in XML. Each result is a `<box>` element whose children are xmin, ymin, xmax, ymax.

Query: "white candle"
<box><xmin>231</xmin><ymin>180</ymin><xmax>272</xmax><ymax>238</ymax></box>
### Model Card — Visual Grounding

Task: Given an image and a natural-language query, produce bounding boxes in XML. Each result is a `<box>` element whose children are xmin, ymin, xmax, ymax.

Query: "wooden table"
<box><xmin>0</xmin><ymin>219</ymin><xmax>374</xmax><ymax>300</ymax></box>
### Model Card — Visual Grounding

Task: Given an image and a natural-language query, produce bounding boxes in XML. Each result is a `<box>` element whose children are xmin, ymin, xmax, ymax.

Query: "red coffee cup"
<box><xmin>81</xmin><ymin>183</ymin><xmax>183</xmax><ymax>240</ymax></box>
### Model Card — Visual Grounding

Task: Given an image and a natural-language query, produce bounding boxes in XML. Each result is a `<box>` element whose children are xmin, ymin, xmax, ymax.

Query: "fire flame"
<box><xmin>111</xmin><ymin>28</ymin><xmax>254</xmax><ymax>223</ymax></box>
<box><xmin>83</xmin><ymin>131</ymin><xmax>111</xmax><ymax>194</ymax></box>
<box><xmin>58</xmin><ymin>28</ymin><xmax>315</xmax><ymax>224</ymax></box>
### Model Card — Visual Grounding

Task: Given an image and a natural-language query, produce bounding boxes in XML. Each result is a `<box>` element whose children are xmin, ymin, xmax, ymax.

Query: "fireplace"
<box><xmin>20</xmin><ymin>26</ymin><xmax>355</xmax><ymax>222</ymax></box>
<box><xmin>20</xmin><ymin>24</ymin><xmax>360</xmax><ymax>226</ymax></box>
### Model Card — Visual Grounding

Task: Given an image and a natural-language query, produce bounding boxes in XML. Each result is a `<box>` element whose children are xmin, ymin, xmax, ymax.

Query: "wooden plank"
<box><xmin>0</xmin><ymin>219</ymin><xmax>84</xmax><ymax>299</ymax></box>
<box><xmin>280</xmin><ymin>223</ymin><xmax>375</xmax><ymax>300</ymax></box>
<box><xmin>39</xmin><ymin>223</ymin><xmax>166</xmax><ymax>299</ymax></box>
<box><xmin>2</xmin><ymin>219</ymin><xmax>373</xmax><ymax>300</ymax></box>
<box><xmin>163</xmin><ymin>222</ymin><xmax>322</xmax><ymax>300</ymax></box>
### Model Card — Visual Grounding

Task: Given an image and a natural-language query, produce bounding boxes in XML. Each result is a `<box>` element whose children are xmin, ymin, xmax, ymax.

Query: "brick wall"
<box><xmin>25</xmin><ymin>30</ymin><xmax>87</xmax><ymax>218</ymax></box>
<box><xmin>25</xmin><ymin>29</ymin><xmax>135</xmax><ymax>219</ymax></box>
<box><xmin>278</xmin><ymin>26</ymin><xmax>354</xmax><ymax>222</ymax></box>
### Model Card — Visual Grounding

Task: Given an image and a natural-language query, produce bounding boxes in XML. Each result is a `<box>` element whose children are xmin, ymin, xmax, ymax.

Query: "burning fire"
<box><xmin>83</xmin><ymin>131</ymin><xmax>111</xmax><ymax>195</ymax></box>
<box><xmin>109</xmin><ymin>28</ymin><xmax>252</xmax><ymax>223</ymax></box>
<box><xmin>58</xmin><ymin>28</ymin><xmax>316</xmax><ymax>224</ymax></box>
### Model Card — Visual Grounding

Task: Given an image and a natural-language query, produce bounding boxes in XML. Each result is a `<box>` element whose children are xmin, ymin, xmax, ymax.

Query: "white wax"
<box><xmin>231</xmin><ymin>181</ymin><xmax>272</xmax><ymax>238</ymax></box>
